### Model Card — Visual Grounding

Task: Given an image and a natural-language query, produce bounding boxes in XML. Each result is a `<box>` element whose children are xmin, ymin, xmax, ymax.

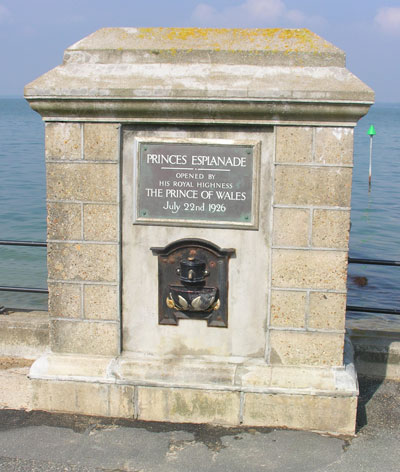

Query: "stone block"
<box><xmin>31</xmin><ymin>379</ymin><xmax>79</xmax><ymax>413</ymax></box>
<box><xmin>269</xmin><ymin>330</ymin><xmax>344</xmax><ymax>366</ymax></box>
<box><xmin>50</xmin><ymin>320</ymin><xmax>119</xmax><ymax>356</ymax></box>
<box><xmin>270</xmin><ymin>290</ymin><xmax>306</xmax><ymax>328</ymax></box>
<box><xmin>273</xmin><ymin>208</ymin><xmax>309</xmax><ymax>247</ymax></box>
<box><xmin>83</xmin><ymin>204</ymin><xmax>118</xmax><ymax>241</ymax></box>
<box><xmin>74</xmin><ymin>382</ymin><xmax>109</xmax><ymax>416</ymax></box>
<box><xmin>45</xmin><ymin>122</ymin><xmax>81</xmax><ymax>160</ymax></box>
<box><xmin>84</xmin><ymin>123</ymin><xmax>119</xmax><ymax>160</ymax></box>
<box><xmin>117</xmin><ymin>356</ymin><xmax>237</xmax><ymax>388</ymax></box>
<box><xmin>312</xmin><ymin>209</ymin><xmax>350</xmax><ymax>249</ymax></box>
<box><xmin>137</xmin><ymin>387</ymin><xmax>240</xmax><ymax>425</ymax></box>
<box><xmin>31</xmin><ymin>379</ymin><xmax>110</xmax><ymax>416</ymax></box>
<box><xmin>275</xmin><ymin>126</ymin><xmax>313</xmax><ymax>163</ymax></box>
<box><xmin>48</xmin><ymin>282</ymin><xmax>82</xmax><ymax>319</ymax></box>
<box><xmin>269</xmin><ymin>365</ymin><xmax>336</xmax><ymax>390</ymax></box>
<box><xmin>46</xmin><ymin>162</ymin><xmax>118</xmax><ymax>202</ymax></box>
<box><xmin>271</xmin><ymin>249</ymin><xmax>348</xmax><ymax>290</ymax></box>
<box><xmin>84</xmin><ymin>284</ymin><xmax>119</xmax><ymax>320</ymax></box>
<box><xmin>274</xmin><ymin>166</ymin><xmax>352</xmax><ymax>207</ymax></box>
<box><xmin>29</xmin><ymin>353</ymin><xmax>113</xmax><ymax>379</ymax></box>
<box><xmin>47</xmin><ymin>202</ymin><xmax>82</xmax><ymax>241</ymax></box>
<box><xmin>109</xmin><ymin>385</ymin><xmax>135</xmax><ymax>418</ymax></box>
<box><xmin>48</xmin><ymin>243</ymin><xmax>118</xmax><ymax>282</ymax></box>
<box><xmin>242</xmin><ymin>392</ymin><xmax>357</xmax><ymax>435</ymax></box>
<box><xmin>73</xmin><ymin>382</ymin><xmax>110</xmax><ymax>416</ymax></box>
<box><xmin>238</xmin><ymin>363</ymin><xmax>335</xmax><ymax>391</ymax></box>
<box><xmin>308</xmin><ymin>292</ymin><xmax>346</xmax><ymax>330</ymax></box>
<box><xmin>315</xmin><ymin>127</ymin><xmax>353</xmax><ymax>165</ymax></box>
<box><xmin>31</xmin><ymin>379</ymin><xmax>134</xmax><ymax>417</ymax></box>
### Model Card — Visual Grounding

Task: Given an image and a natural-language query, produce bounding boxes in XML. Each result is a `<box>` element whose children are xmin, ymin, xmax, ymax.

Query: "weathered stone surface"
<box><xmin>0</xmin><ymin>366</ymin><xmax>32</xmax><ymax>410</ymax></box>
<box><xmin>48</xmin><ymin>282</ymin><xmax>81</xmax><ymax>319</ymax></box>
<box><xmin>269</xmin><ymin>365</ymin><xmax>336</xmax><ymax>390</ymax></box>
<box><xmin>274</xmin><ymin>166</ymin><xmax>352</xmax><ymax>207</ymax></box>
<box><xmin>26</xmin><ymin>28</ymin><xmax>374</xmax><ymax>123</ymax></box>
<box><xmin>109</xmin><ymin>385</ymin><xmax>135</xmax><ymax>418</ymax></box>
<box><xmin>83</xmin><ymin>204</ymin><xmax>118</xmax><ymax>242</ymax></box>
<box><xmin>45</xmin><ymin>122</ymin><xmax>81</xmax><ymax>160</ymax></box>
<box><xmin>47</xmin><ymin>162</ymin><xmax>118</xmax><ymax>202</ymax></box>
<box><xmin>238</xmin><ymin>363</ymin><xmax>338</xmax><ymax>391</ymax></box>
<box><xmin>84</xmin><ymin>123</ymin><xmax>119</xmax><ymax>161</ymax></box>
<box><xmin>31</xmin><ymin>379</ymin><xmax>110</xmax><ymax>416</ymax></box>
<box><xmin>65</xmin><ymin>381</ymin><xmax>110</xmax><ymax>416</ymax></box>
<box><xmin>117</xmin><ymin>356</ymin><xmax>238</xmax><ymax>388</ymax></box>
<box><xmin>50</xmin><ymin>320</ymin><xmax>119</xmax><ymax>356</ymax></box>
<box><xmin>137</xmin><ymin>387</ymin><xmax>240</xmax><ymax>425</ymax></box>
<box><xmin>47</xmin><ymin>202</ymin><xmax>82</xmax><ymax>241</ymax></box>
<box><xmin>84</xmin><ymin>284</ymin><xmax>118</xmax><ymax>320</ymax></box>
<box><xmin>65</xmin><ymin>28</ymin><xmax>346</xmax><ymax>67</ymax></box>
<box><xmin>315</xmin><ymin>127</ymin><xmax>353</xmax><ymax>165</ymax></box>
<box><xmin>273</xmin><ymin>208</ymin><xmax>309</xmax><ymax>247</ymax></box>
<box><xmin>242</xmin><ymin>392</ymin><xmax>357</xmax><ymax>435</ymax></box>
<box><xmin>29</xmin><ymin>353</ymin><xmax>112</xmax><ymax>379</ymax></box>
<box><xmin>270</xmin><ymin>290</ymin><xmax>306</xmax><ymax>328</ymax></box>
<box><xmin>312</xmin><ymin>209</ymin><xmax>350</xmax><ymax>249</ymax></box>
<box><xmin>275</xmin><ymin>126</ymin><xmax>313</xmax><ymax>163</ymax></box>
<box><xmin>269</xmin><ymin>330</ymin><xmax>344</xmax><ymax>366</ymax></box>
<box><xmin>309</xmin><ymin>292</ymin><xmax>346</xmax><ymax>330</ymax></box>
<box><xmin>48</xmin><ymin>243</ymin><xmax>118</xmax><ymax>282</ymax></box>
<box><xmin>271</xmin><ymin>249</ymin><xmax>348</xmax><ymax>290</ymax></box>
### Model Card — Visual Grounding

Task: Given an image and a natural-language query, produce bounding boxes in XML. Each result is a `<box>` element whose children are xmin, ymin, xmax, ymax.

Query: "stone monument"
<box><xmin>25</xmin><ymin>28</ymin><xmax>374</xmax><ymax>435</ymax></box>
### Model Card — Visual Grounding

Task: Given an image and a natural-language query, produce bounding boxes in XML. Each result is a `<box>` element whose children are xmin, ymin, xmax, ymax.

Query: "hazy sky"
<box><xmin>1</xmin><ymin>0</ymin><xmax>399</xmax><ymax>102</ymax></box>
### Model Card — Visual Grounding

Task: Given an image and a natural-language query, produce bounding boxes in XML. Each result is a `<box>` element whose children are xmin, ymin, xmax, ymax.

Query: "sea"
<box><xmin>0</xmin><ymin>98</ymin><xmax>399</xmax><ymax>319</ymax></box>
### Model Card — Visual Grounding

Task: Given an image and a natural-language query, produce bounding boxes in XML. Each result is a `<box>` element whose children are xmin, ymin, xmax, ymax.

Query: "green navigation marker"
<box><xmin>367</xmin><ymin>125</ymin><xmax>375</xmax><ymax>190</ymax></box>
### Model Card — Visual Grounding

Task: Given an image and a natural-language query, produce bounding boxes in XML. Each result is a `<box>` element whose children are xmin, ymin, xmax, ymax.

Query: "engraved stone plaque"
<box><xmin>133</xmin><ymin>139</ymin><xmax>259</xmax><ymax>229</ymax></box>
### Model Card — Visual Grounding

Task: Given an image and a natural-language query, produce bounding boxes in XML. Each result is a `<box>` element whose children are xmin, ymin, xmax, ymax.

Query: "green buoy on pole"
<box><xmin>367</xmin><ymin>125</ymin><xmax>376</xmax><ymax>190</ymax></box>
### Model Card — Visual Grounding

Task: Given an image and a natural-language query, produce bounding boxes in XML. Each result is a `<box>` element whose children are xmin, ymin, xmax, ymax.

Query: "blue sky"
<box><xmin>0</xmin><ymin>0</ymin><xmax>399</xmax><ymax>102</ymax></box>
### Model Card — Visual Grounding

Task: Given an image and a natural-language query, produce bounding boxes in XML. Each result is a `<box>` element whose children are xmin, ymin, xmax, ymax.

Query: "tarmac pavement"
<box><xmin>0</xmin><ymin>377</ymin><xmax>398</xmax><ymax>472</ymax></box>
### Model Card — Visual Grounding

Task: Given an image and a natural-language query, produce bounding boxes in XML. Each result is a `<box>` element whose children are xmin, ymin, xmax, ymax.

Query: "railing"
<box><xmin>0</xmin><ymin>240</ymin><xmax>48</xmax><ymax>313</ymax></box>
<box><xmin>346</xmin><ymin>257</ymin><xmax>400</xmax><ymax>316</ymax></box>
<box><xmin>0</xmin><ymin>240</ymin><xmax>399</xmax><ymax>316</ymax></box>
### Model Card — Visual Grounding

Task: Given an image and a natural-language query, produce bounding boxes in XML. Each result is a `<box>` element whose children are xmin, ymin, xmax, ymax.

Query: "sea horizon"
<box><xmin>1</xmin><ymin>94</ymin><xmax>400</xmax><ymax>105</ymax></box>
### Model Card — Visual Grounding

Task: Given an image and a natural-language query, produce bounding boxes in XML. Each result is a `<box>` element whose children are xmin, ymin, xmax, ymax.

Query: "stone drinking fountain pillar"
<box><xmin>25</xmin><ymin>28</ymin><xmax>374</xmax><ymax>435</ymax></box>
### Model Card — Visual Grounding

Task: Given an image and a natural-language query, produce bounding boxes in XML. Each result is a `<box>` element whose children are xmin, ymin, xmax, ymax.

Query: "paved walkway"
<box><xmin>0</xmin><ymin>377</ymin><xmax>398</xmax><ymax>471</ymax></box>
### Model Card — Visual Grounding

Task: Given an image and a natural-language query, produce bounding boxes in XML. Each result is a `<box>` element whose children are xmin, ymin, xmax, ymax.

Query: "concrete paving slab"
<box><xmin>347</xmin><ymin>312</ymin><xmax>400</xmax><ymax>380</ymax></box>
<box><xmin>0</xmin><ymin>310</ymin><xmax>49</xmax><ymax>359</ymax></box>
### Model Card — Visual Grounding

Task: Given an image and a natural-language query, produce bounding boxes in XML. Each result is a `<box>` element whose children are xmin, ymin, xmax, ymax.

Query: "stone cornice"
<box><xmin>26</xmin><ymin>96</ymin><xmax>373</xmax><ymax>125</ymax></box>
<box><xmin>25</xmin><ymin>28</ymin><xmax>374</xmax><ymax>125</ymax></box>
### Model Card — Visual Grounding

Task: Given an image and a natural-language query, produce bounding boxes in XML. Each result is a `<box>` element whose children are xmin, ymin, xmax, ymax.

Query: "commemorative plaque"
<box><xmin>133</xmin><ymin>139</ymin><xmax>259</xmax><ymax>229</ymax></box>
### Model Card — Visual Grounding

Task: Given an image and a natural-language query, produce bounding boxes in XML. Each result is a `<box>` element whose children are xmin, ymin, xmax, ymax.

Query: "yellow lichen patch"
<box><xmin>70</xmin><ymin>27</ymin><xmax>341</xmax><ymax>62</ymax></box>
<box><xmin>166</xmin><ymin>28</ymin><xmax>211</xmax><ymax>41</ymax></box>
<box><xmin>132</xmin><ymin>27</ymin><xmax>334</xmax><ymax>54</ymax></box>
<box><xmin>276</xmin><ymin>29</ymin><xmax>319</xmax><ymax>52</ymax></box>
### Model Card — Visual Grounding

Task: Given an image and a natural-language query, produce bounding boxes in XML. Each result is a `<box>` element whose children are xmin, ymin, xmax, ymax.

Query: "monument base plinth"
<box><xmin>29</xmin><ymin>338</ymin><xmax>357</xmax><ymax>436</ymax></box>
